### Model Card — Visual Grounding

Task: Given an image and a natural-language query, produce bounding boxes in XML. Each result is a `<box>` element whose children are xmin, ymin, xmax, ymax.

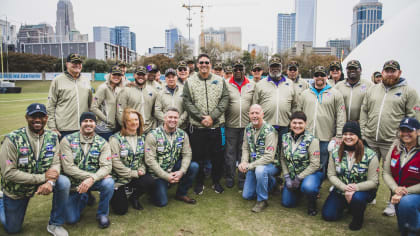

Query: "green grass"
<box><xmin>0</xmin><ymin>81</ymin><xmax>399</xmax><ymax>235</ymax></box>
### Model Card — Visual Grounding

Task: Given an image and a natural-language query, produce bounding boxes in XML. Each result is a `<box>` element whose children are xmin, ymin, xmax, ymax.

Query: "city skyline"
<box><xmin>0</xmin><ymin>0</ymin><xmax>416</xmax><ymax>55</ymax></box>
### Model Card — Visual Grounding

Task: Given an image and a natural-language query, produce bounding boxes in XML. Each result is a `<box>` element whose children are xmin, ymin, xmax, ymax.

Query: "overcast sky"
<box><xmin>0</xmin><ymin>0</ymin><xmax>416</xmax><ymax>55</ymax></box>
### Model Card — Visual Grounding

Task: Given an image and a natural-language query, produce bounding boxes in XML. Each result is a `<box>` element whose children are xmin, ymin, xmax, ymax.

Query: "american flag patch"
<box><xmin>106</xmin><ymin>156</ymin><xmax>112</xmax><ymax>160</ymax></box>
<box><xmin>266</xmin><ymin>146</ymin><xmax>275</xmax><ymax>152</ymax></box>
<box><xmin>413</xmin><ymin>106</ymin><xmax>420</xmax><ymax>111</ymax></box>
<box><xmin>313</xmin><ymin>151</ymin><xmax>320</xmax><ymax>156</ymax></box>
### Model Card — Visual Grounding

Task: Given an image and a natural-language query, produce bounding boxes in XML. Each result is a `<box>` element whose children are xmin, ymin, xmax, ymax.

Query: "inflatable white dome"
<box><xmin>343</xmin><ymin>0</ymin><xmax>420</xmax><ymax>91</ymax></box>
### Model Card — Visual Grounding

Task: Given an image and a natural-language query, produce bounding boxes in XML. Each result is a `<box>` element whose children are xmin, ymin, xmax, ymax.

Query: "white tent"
<box><xmin>343</xmin><ymin>0</ymin><xmax>420</xmax><ymax>91</ymax></box>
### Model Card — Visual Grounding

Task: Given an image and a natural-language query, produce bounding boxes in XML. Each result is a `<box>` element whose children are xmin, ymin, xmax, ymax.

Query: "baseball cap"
<box><xmin>165</xmin><ymin>68</ymin><xmax>177</xmax><ymax>76</ymax></box>
<box><xmin>329</xmin><ymin>61</ymin><xmax>342</xmax><ymax>70</ymax></box>
<box><xmin>288</xmin><ymin>61</ymin><xmax>299</xmax><ymax>69</ymax></box>
<box><xmin>252</xmin><ymin>64</ymin><xmax>262</xmax><ymax>70</ymax></box>
<box><xmin>346</xmin><ymin>60</ymin><xmax>361</xmax><ymax>70</ymax></box>
<box><xmin>26</xmin><ymin>103</ymin><xmax>47</xmax><ymax>116</ymax></box>
<box><xmin>314</xmin><ymin>66</ymin><xmax>327</xmax><ymax>76</ymax></box>
<box><xmin>110</xmin><ymin>65</ymin><xmax>122</xmax><ymax>75</ymax></box>
<box><xmin>225</xmin><ymin>66</ymin><xmax>233</xmax><ymax>73</ymax></box>
<box><xmin>118</xmin><ymin>61</ymin><xmax>127</xmax><ymax>67</ymax></box>
<box><xmin>233</xmin><ymin>59</ymin><xmax>244</xmax><ymax>67</ymax></box>
<box><xmin>383</xmin><ymin>60</ymin><xmax>400</xmax><ymax>70</ymax></box>
<box><xmin>177</xmin><ymin>61</ymin><xmax>188</xmax><ymax>69</ymax></box>
<box><xmin>214</xmin><ymin>62</ymin><xmax>223</xmax><ymax>70</ymax></box>
<box><xmin>67</xmin><ymin>53</ymin><xmax>82</xmax><ymax>63</ymax></box>
<box><xmin>269</xmin><ymin>57</ymin><xmax>282</xmax><ymax>66</ymax></box>
<box><xmin>399</xmin><ymin>117</ymin><xmax>420</xmax><ymax>131</ymax></box>
<box><xmin>146</xmin><ymin>64</ymin><xmax>159</xmax><ymax>73</ymax></box>
<box><xmin>135</xmin><ymin>66</ymin><xmax>147</xmax><ymax>74</ymax></box>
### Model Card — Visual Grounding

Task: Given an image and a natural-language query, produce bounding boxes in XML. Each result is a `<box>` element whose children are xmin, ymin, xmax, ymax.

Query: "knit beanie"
<box><xmin>80</xmin><ymin>112</ymin><xmax>96</xmax><ymax>125</ymax></box>
<box><xmin>342</xmin><ymin>121</ymin><xmax>361</xmax><ymax>139</ymax></box>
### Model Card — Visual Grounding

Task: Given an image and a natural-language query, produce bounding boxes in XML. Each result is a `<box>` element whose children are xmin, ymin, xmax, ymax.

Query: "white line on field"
<box><xmin>0</xmin><ymin>98</ymin><xmax>45</xmax><ymax>103</ymax></box>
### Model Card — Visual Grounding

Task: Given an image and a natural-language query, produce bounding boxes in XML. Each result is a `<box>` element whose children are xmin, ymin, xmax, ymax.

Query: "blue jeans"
<box><xmin>153</xmin><ymin>160</ymin><xmax>199</xmax><ymax>207</ymax></box>
<box><xmin>0</xmin><ymin>175</ymin><xmax>70</xmax><ymax>233</ymax></box>
<box><xmin>395</xmin><ymin>194</ymin><xmax>420</xmax><ymax>232</ymax></box>
<box><xmin>242</xmin><ymin>164</ymin><xmax>279</xmax><ymax>202</ymax></box>
<box><xmin>65</xmin><ymin>177</ymin><xmax>114</xmax><ymax>224</ymax></box>
<box><xmin>281</xmin><ymin>171</ymin><xmax>323</xmax><ymax>207</ymax></box>
<box><xmin>319</xmin><ymin>141</ymin><xmax>329</xmax><ymax>178</ymax></box>
<box><xmin>322</xmin><ymin>190</ymin><xmax>376</xmax><ymax>221</ymax></box>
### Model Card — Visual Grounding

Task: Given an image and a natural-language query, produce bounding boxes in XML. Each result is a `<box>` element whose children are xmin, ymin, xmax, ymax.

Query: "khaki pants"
<box><xmin>365</xmin><ymin>138</ymin><xmax>392</xmax><ymax>163</ymax></box>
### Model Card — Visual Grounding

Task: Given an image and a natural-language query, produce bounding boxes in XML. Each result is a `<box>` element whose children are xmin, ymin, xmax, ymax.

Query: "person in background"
<box><xmin>251</xmin><ymin>64</ymin><xmax>263</xmax><ymax>83</ymax></box>
<box><xmin>371</xmin><ymin>71</ymin><xmax>382</xmax><ymax>84</ymax></box>
<box><xmin>327</xmin><ymin>61</ymin><xmax>344</xmax><ymax>87</ymax></box>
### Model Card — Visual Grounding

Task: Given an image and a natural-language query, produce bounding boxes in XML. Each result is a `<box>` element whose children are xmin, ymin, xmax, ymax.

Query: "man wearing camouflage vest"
<box><xmin>224</xmin><ymin>59</ymin><xmax>255</xmax><ymax>189</ymax></box>
<box><xmin>335</xmin><ymin>60</ymin><xmax>372</xmax><ymax>122</ymax></box>
<box><xmin>145</xmin><ymin>108</ymin><xmax>198</xmax><ymax>206</ymax></box>
<box><xmin>0</xmin><ymin>103</ymin><xmax>70</xmax><ymax>235</ymax></box>
<box><xmin>239</xmin><ymin>104</ymin><xmax>280</xmax><ymax>213</ymax></box>
<box><xmin>117</xmin><ymin>66</ymin><xmax>158</xmax><ymax>134</ymax></box>
<box><xmin>47</xmin><ymin>53</ymin><xmax>92</xmax><ymax>140</ymax></box>
<box><xmin>280</xmin><ymin>111</ymin><xmax>321</xmax><ymax>216</ymax></box>
<box><xmin>155</xmin><ymin>68</ymin><xmax>188</xmax><ymax>130</ymax></box>
<box><xmin>60</xmin><ymin>112</ymin><xmax>114</xmax><ymax>229</ymax></box>
<box><xmin>183</xmin><ymin>53</ymin><xmax>229</xmax><ymax>195</ymax></box>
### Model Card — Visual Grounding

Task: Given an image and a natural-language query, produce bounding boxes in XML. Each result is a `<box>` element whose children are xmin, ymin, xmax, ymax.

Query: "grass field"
<box><xmin>0</xmin><ymin>81</ymin><xmax>399</xmax><ymax>235</ymax></box>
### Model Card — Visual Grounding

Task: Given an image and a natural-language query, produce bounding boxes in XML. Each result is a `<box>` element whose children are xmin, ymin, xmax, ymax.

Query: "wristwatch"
<box><xmin>47</xmin><ymin>180</ymin><xmax>56</xmax><ymax>188</ymax></box>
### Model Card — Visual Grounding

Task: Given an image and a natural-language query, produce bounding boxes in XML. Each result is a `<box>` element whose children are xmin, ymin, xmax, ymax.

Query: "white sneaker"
<box><xmin>369</xmin><ymin>198</ymin><xmax>376</xmax><ymax>205</ymax></box>
<box><xmin>383</xmin><ymin>202</ymin><xmax>396</xmax><ymax>216</ymax></box>
<box><xmin>47</xmin><ymin>224</ymin><xmax>68</xmax><ymax>236</ymax></box>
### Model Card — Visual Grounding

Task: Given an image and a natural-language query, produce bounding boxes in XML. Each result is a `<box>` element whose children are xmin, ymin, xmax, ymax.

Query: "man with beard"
<box><xmin>47</xmin><ymin>53</ymin><xmax>92</xmax><ymax>140</ymax></box>
<box><xmin>253</xmin><ymin>56</ymin><xmax>297</xmax><ymax>147</ymax></box>
<box><xmin>224</xmin><ymin>60</ymin><xmax>255</xmax><ymax>189</ymax></box>
<box><xmin>335</xmin><ymin>60</ymin><xmax>372</xmax><ymax>122</ymax></box>
<box><xmin>0</xmin><ymin>103</ymin><xmax>69</xmax><ymax>235</ymax></box>
<box><xmin>251</xmin><ymin>64</ymin><xmax>263</xmax><ymax>83</ymax></box>
<box><xmin>117</xmin><ymin>66</ymin><xmax>158</xmax><ymax>134</ymax></box>
<box><xmin>60</xmin><ymin>112</ymin><xmax>114</xmax><ymax>229</ymax></box>
<box><xmin>327</xmin><ymin>61</ymin><xmax>344</xmax><ymax>87</ymax></box>
<box><xmin>145</xmin><ymin>64</ymin><xmax>162</xmax><ymax>92</ymax></box>
<box><xmin>183</xmin><ymin>53</ymin><xmax>229</xmax><ymax>195</ymax></box>
<box><xmin>239</xmin><ymin>104</ymin><xmax>279</xmax><ymax>213</ymax></box>
<box><xmin>145</xmin><ymin>108</ymin><xmax>198</xmax><ymax>206</ymax></box>
<box><xmin>286</xmin><ymin>61</ymin><xmax>309</xmax><ymax>97</ymax></box>
<box><xmin>360</xmin><ymin>60</ymin><xmax>420</xmax><ymax>216</ymax></box>
<box><xmin>299</xmin><ymin>66</ymin><xmax>346</xmax><ymax>177</ymax></box>
<box><xmin>177</xmin><ymin>61</ymin><xmax>190</xmax><ymax>86</ymax></box>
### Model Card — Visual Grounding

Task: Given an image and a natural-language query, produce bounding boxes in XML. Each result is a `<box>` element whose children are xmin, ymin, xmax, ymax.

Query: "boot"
<box><xmin>307</xmin><ymin>197</ymin><xmax>318</xmax><ymax>216</ymax></box>
<box><xmin>349</xmin><ymin>214</ymin><xmax>364</xmax><ymax>231</ymax></box>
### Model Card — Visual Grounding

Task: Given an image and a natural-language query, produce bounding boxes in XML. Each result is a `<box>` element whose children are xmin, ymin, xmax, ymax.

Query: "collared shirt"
<box><xmin>267</xmin><ymin>76</ymin><xmax>286</xmax><ymax>87</ymax></box>
<box><xmin>229</xmin><ymin>76</ymin><xmax>250</xmax><ymax>93</ymax></box>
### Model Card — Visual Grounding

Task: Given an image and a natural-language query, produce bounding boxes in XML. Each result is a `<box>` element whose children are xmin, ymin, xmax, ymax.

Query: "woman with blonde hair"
<box><xmin>109</xmin><ymin>108</ymin><xmax>154</xmax><ymax>215</ymax></box>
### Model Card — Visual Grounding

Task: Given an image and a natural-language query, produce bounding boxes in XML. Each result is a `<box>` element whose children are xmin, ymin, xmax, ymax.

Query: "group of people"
<box><xmin>1</xmin><ymin>52</ymin><xmax>420</xmax><ymax>236</ymax></box>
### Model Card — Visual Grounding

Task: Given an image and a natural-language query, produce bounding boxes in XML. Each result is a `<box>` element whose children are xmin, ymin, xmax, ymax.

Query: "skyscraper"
<box><xmin>55</xmin><ymin>0</ymin><xmax>76</xmax><ymax>42</ymax></box>
<box><xmin>93</xmin><ymin>26</ymin><xmax>111</xmax><ymax>43</ymax></box>
<box><xmin>18</xmin><ymin>24</ymin><xmax>55</xmax><ymax>44</ymax></box>
<box><xmin>277</xmin><ymin>13</ymin><xmax>296</xmax><ymax>53</ymax></box>
<box><xmin>222</xmin><ymin>27</ymin><xmax>242</xmax><ymax>50</ymax></box>
<box><xmin>115</xmin><ymin>26</ymin><xmax>130</xmax><ymax>48</ymax></box>
<box><xmin>350</xmin><ymin>0</ymin><xmax>383</xmax><ymax>49</ymax></box>
<box><xmin>295</xmin><ymin>0</ymin><xmax>317</xmax><ymax>44</ymax></box>
<box><xmin>326</xmin><ymin>39</ymin><xmax>351</xmax><ymax>59</ymax></box>
<box><xmin>165</xmin><ymin>28</ymin><xmax>181</xmax><ymax>54</ymax></box>
<box><xmin>130</xmin><ymin>32</ymin><xmax>136</xmax><ymax>51</ymax></box>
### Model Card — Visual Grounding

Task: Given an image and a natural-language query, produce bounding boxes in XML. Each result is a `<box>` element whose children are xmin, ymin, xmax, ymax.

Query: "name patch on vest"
<box><xmin>46</xmin><ymin>144</ymin><xmax>54</xmax><ymax>152</ymax></box>
<box><xmin>91</xmin><ymin>150</ymin><xmax>100</xmax><ymax>156</ymax></box>
<box><xmin>18</xmin><ymin>157</ymin><xmax>29</xmax><ymax>165</ymax></box>
<box><xmin>19</xmin><ymin>147</ymin><xmax>29</xmax><ymax>155</ymax></box>
<box><xmin>391</xmin><ymin>159</ymin><xmax>397</xmax><ymax>167</ymax></box>
<box><xmin>408</xmin><ymin>165</ymin><xmax>420</xmax><ymax>173</ymax></box>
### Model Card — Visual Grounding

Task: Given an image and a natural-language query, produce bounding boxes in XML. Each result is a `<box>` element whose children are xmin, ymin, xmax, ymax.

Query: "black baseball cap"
<box><xmin>26</xmin><ymin>103</ymin><xmax>47</xmax><ymax>116</ymax></box>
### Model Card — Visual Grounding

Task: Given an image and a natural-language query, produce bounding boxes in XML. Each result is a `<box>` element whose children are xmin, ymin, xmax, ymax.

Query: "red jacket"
<box><xmin>390</xmin><ymin>146</ymin><xmax>420</xmax><ymax>187</ymax></box>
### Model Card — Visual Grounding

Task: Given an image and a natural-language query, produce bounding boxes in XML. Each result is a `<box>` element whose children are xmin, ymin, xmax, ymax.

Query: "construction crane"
<box><xmin>182</xmin><ymin>2</ymin><xmax>211</xmax><ymax>47</ymax></box>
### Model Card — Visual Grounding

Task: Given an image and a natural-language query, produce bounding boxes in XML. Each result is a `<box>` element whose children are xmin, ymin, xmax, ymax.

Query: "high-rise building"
<box><xmin>93</xmin><ymin>26</ymin><xmax>111</xmax><ymax>43</ymax></box>
<box><xmin>277</xmin><ymin>13</ymin><xmax>296</xmax><ymax>53</ymax></box>
<box><xmin>115</xmin><ymin>26</ymin><xmax>130</xmax><ymax>48</ymax></box>
<box><xmin>17</xmin><ymin>24</ymin><xmax>55</xmax><ymax>44</ymax></box>
<box><xmin>110</xmin><ymin>28</ymin><xmax>116</xmax><ymax>45</ymax></box>
<box><xmin>130</xmin><ymin>32</ymin><xmax>136</xmax><ymax>52</ymax></box>
<box><xmin>165</xmin><ymin>28</ymin><xmax>181</xmax><ymax>54</ymax></box>
<box><xmin>200</xmin><ymin>27</ymin><xmax>225</xmax><ymax>49</ymax></box>
<box><xmin>55</xmin><ymin>0</ymin><xmax>76</xmax><ymax>42</ymax></box>
<box><xmin>0</xmin><ymin>19</ymin><xmax>17</xmax><ymax>46</ymax></box>
<box><xmin>222</xmin><ymin>27</ymin><xmax>242</xmax><ymax>50</ymax></box>
<box><xmin>295</xmin><ymin>0</ymin><xmax>317</xmax><ymax>45</ymax></box>
<box><xmin>350</xmin><ymin>0</ymin><xmax>383</xmax><ymax>49</ymax></box>
<box><xmin>326</xmin><ymin>39</ymin><xmax>351</xmax><ymax>59</ymax></box>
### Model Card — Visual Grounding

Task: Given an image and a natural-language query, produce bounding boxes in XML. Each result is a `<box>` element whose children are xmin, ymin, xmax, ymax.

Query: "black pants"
<box><xmin>58</xmin><ymin>130</ymin><xmax>78</xmax><ymax>141</ymax></box>
<box><xmin>190</xmin><ymin>126</ymin><xmax>224</xmax><ymax>184</ymax></box>
<box><xmin>110</xmin><ymin>174</ymin><xmax>155</xmax><ymax>215</ymax></box>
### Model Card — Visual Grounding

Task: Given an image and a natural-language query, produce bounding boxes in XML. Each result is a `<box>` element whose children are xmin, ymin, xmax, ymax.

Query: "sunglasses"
<box><xmin>252</xmin><ymin>69</ymin><xmax>262</xmax><ymax>72</ymax></box>
<box><xmin>314</xmin><ymin>73</ymin><xmax>325</xmax><ymax>77</ymax></box>
<box><xmin>330</xmin><ymin>68</ymin><xmax>340</xmax><ymax>72</ymax></box>
<box><xmin>199</xmin><ymin>61</ymin><xmax>210</xmax><ymax>65</ymax></box>
<box><xmin>136</xmin><ymin>73</ymin><xmax>145</xmax><ymax>76</ymax></box>
<box><xmin>178</xmin><ymin>68</ymin><xmax>187</xmax><ymax>72</ymax></box>
<box><xmin>288</xmin><ymin>68</ymin><xmax>297</xmax><ymax>72</ymax></box>
<box><xmin>234</xmin><ymin>68</ymin><xmax>244</xmax><ymax>72</ymax></box>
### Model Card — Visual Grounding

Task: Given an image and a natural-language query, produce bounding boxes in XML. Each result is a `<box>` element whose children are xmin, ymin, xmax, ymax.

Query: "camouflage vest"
<box><xmin>111</xmin><ymin>133</ymin><xmax>145</xmax><ymax>185</ymax></box>
<box><xmin>245</xmin><ymin>122</ymin><xmax>280</xmax><ymax>166</ymax></box>
<box><xmin>332</xmin><ymin>147</ymin><xmax>376</xmax><ymax>194</ymax></box>
<box><xmin>65</xmin><ymin>132</ymin><xmax>106</xmax><ymax>187</ymax></box>
<box><xmin>1</xmin><ymin>128</ymin><xmax>58</xmax><ymax>198</ymax></box>
<box><xmin>147</xmin><ymin>127</ymin><xmax>185</xmax><ymax>178</ymax></box>
<box><xmin>281</xmin><ymin>131</ymin><xmax>314</xmax><ymax>179</ymax></box>
<box><xmin>187</xmin><ymin>73</ymin><xmax>225</xmax><ymax>127</ymax></box>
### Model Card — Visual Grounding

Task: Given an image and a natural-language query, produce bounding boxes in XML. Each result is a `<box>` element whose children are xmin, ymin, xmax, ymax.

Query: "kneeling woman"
<box><xmin>383</xmin><ymin>117</ymin><xmax>420</xmax><ymax>235</ymax></box>
<box><xmin>322</xmin><ymin>121</ymin><xmax>379</xmax><ymax>231</ymax></box>
<box><xmin>109</xmin><ymin>108</ymin><xmax>155</xmax><ymax>215</ymax></box>
<box><xmin>280</xmin><ymin>111</ymin><xmax>322</xmax><ymax>215</ymax></box>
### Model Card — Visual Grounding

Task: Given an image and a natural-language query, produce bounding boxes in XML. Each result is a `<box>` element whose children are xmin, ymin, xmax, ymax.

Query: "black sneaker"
<box><xmin>225</xmin><ymin>179</ymin><xmax>234</xmax><ymax>188</ymax></box>
<box><xmin>212</xmin><ymin>183</ymin><xmax>224</xmax><ymax>194</ymax></box>
<box><xmin>194</xmin><ymin>184</ymin><xmax>204</xmax><ymax>195</ymax></box>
